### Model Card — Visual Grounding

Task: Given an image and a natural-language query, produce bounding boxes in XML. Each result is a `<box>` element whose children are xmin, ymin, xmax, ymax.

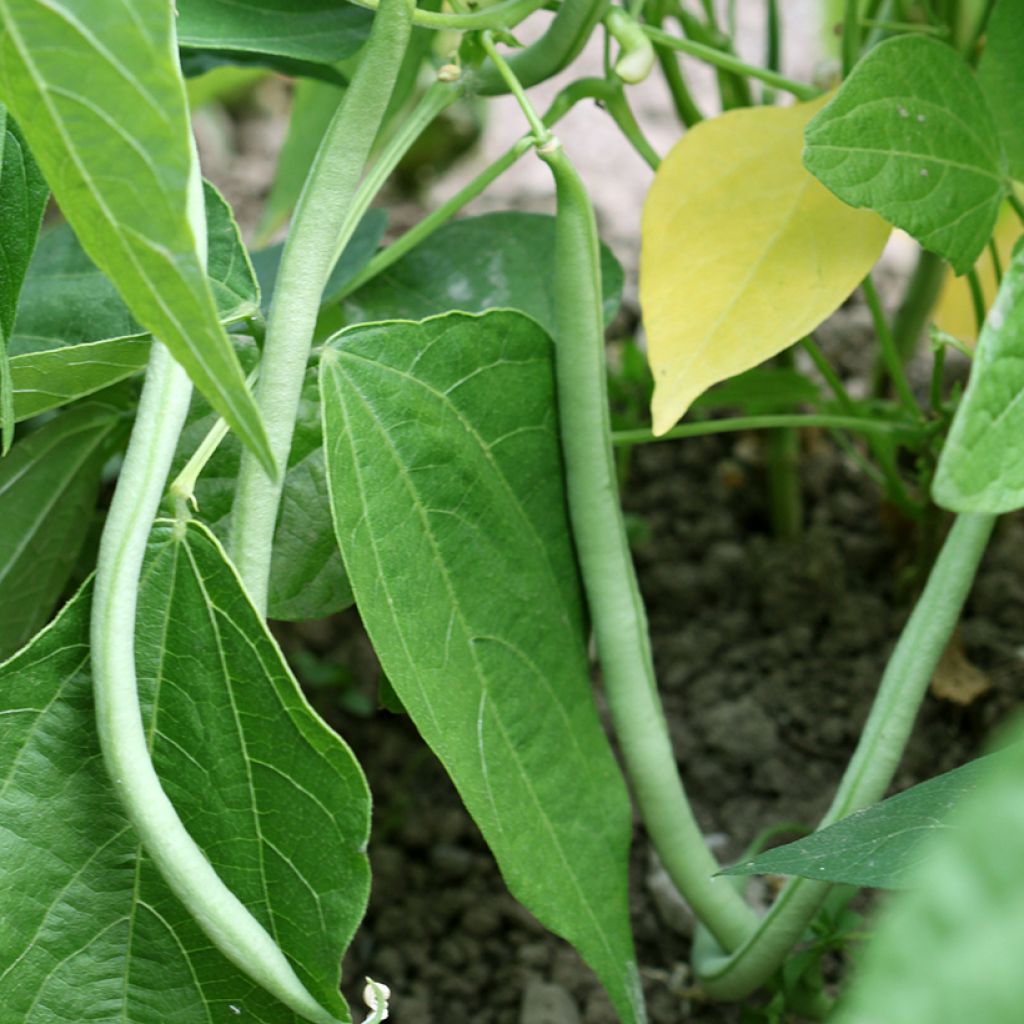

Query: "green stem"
<box><xmin>479</xmin><ymin>30</ymin><xmax>552</xmax><ymax>142</ymax></box>
<box><xmin>642</xmin><ymin>26</ymin><xmax>819</xmax><ymax>99</ymax></box>
<box><xmin>328</xmin><ymin>79</ymin><xmax>461</xmax><ymax>285</ymax></box>
<box><xmin>861</xmin><ymin>18</ymin><xmax>948</xmax><ymax>35</ymax></box>
<box><xmin>695</xmin><ymin>512</ymin><xmax>996</xmax><ymax>999</ymax></box>
<box><xmin>672</xmin><ymin>3</ymin><xmax>751</xmax><ymax>109</ymax></box>
<box><xmin>766</xmin><ymin>349</ymin><xmax>802</xmax><ymax>539</ymax></box>
<box><xmin>229</xmin><ymin>0</ymin><xmax>415</xmax><ymax>615</ymax></box>
<box><xmin>864</xmin><ymin>0</ymin><xmax>896</xmax><ymax>46</ymax></box>
<box><xmin>966</xmin><ymin>267</ymin><xmax>987</xmax><ymax>335</ymax></box>
<box><xmin>540</xmin><ymin>139</ymin><xmax>759</xmax><ymax>951</ymax></box>
<box><xmin>989</xmin><ymin>237</ymin><xmax>1004</xmax><ymax>286</ymax></box>
<box><xmin>646</xmin><ymin>0</ymin><xmax>703</xmax><ymax>126</ymax></box>
<box><xmin>350</xmin><ymin>0</ymin><xmax>546</xmax><ymax>29</ymax></box>
<box><xmin>1008</xmin><ymin>192</ymin><xmax>1024</xmax><ymax>228</ymax></box>
<box><xmin>842</xmin><ymin>0</ymin><xmax>861</xmax><ymax>75</ymax></box>
<box><xmin>891</xmin><ymin>248</ymin><xmax>946</xmax><ymax>363</ymax></box>
<box><xmin>169</xmin><ymin>367</ymin><xmax>259</xmax><ymax>515</ymax></box>
<box><xmin>766</xmin><ymin>0</ymin><xmax>781</xmax><ymax>73</ymax></box>
<box><xmin>339</xmin><ymin>138</ymin><xmax>531</xmax><ymax>301</ymax></box>
<box><xmin>611</xmin><ymin>413</ymin><xmax>924</xmax><ymax>445</ymax></box>
<box><xmin>800</xmin><ymin>337</ymin><xmax>853</xmax><ymax>409</ymax></box>
<box><xmin>863</xmin><ymin>275</ymin><xmax>923</xmax><ymax>420</ymax></box>
<box><xmin>929</xmin><ymin>341</ymin><xmax>946</xmax><ymax>413</ymax></box>
<box><xmin>762</xmin><ymin>0</ymin><xmax>780</xmax><ymax>104</ymax></box>
<box><xmin>334</xmin><ymin>77</ymin><xmax>620</xmax><ymax>303</ymax></box>
<box><xmin>602</xmin><ymin>80</ymin><xmax>661</xmax><ymax>169</ymax></box>
<box><xmin>802</xmin><ymin>336</ymin><xmax>917</xmax><ymax>511</ymax></box>
<box><xmin>652</xmin><ymin>41</ymin><xmax>703</xmax><ymax>124</ymax></box>
<box><xmin>962</xmin><ymin>0</ymin><xmax>997</xmax><ymax>61</ymax></box>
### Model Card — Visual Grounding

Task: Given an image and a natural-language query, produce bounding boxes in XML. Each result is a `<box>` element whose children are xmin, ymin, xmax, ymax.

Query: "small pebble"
<box><xmin>520</xmin><ymin>979</ymin><xmax>581</xmax><ymax>1024</ymax></box>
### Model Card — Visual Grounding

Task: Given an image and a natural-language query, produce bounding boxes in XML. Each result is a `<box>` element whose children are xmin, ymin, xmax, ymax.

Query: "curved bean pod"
<box><xmin>538</xmin><ymin>138</ymin><xmax>759</xmax><ymax>952</ymax></box>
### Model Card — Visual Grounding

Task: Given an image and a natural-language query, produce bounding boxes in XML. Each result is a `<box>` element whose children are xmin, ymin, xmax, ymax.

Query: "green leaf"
<box><xmin>177</xmin><ymin>0</ymin><xmax>371</xmax><ymax>71</ymax></box>
<box><xmin>255</xmin><ymin>77</ymin><xmax>347</xmax><ymax>246</ymax></box>
<box><xmin>12</xmin><ymin>181</ymin><xmax>258</xmax><ymax>354</ymax></box>
<box><xmin>722</xmin><ymin>756</ymin><xmax>991</xmax><ymax>889</ymax></box>
<box><xmin>252</xmin><ymin>208</ymin><xmax>388</xmax><ymax>315</ymax></box>
<box><xmin>0</xmin><ymin>0</ymin><xmax>272</xmax><ymax>471</ymax></box>
<box><xmin>978</xmin><ymin>0</ymin><xmax>1024</xmax><ymax>180</ymax></box>
<box><xmin>343</xmin><ymin>212</ymin><xmax>625</xmax><ymax>334</ymax></box>
<box><xmin>9</xmin><ymin>183</ymin><xmax>259</xmax><ymax>422</ymax></box>
<box><xmin>0</xmin><ymin>402</ymin><xmax>120</xmax><ymax>660</ymax></box>
<box><xmin>691</xmin><ymin>367</ymin><xmax>824</xmax><ymax>415</ymax></box>
<box><xmin>804</xmin><ymin>35</ymin><xmax>1008</xmax><ymax>274</ymax></box>
<box><xmin>179</xmin><ymin>49</ymin><xmax>347</xmax><ymax>88</ymax></box>
<box><xmin>832</xmin><ymin>732</ymin><xmax>1024</xmax><ymax>1024</ymax></box>
<box><xmin>173</xmin><ymin>344</ymin><xmax>351</xmax><ymax>621</ymax></box>
<box><xmin>0</xmin><ymin>520</ymin><xmax>370</xmax><ymax>1022</ymax></box>
<box><xmin>933</xmin><ymin>247</ymin><xmax>1024</xmax><ymax>512</ymax></box>
<box><xmin>10</xmin><ymin>335</ymin><xmax>150</xmax><ymax>423</ymax></box>
<box><xmin>320</xmin><ymin>310</ymin><xmax>644</xmax><ymax>1024</ymax></box>
<box><xmin>0</xmin><ymin>106</ymin><xmax>47</xmax><ymax>452</ymax></box>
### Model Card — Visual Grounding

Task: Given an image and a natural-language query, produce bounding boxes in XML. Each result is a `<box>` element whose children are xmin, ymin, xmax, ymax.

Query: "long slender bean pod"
<box><xmin>473</xmin><ymin>0</ymin><xmax>612</xmax><ymax>95</ymax></box>
<box><xmin>538</xmin><ymin>138</ymin><xmax>759</xmax><ymax>951</ymax></box>
<box><xmin>230</xmin><ymin>0</ymin><xmax>415</xmax><ymax>614</ymax></box>
<box><xmin>93</xmin><ymin>162</ymin><xmax>341</xmax><ymax>1021</ymax></box>
<box><xmin>694</xmin><ymin>512</ymin><xmax>996</xmax><ymax>998</ymax></box>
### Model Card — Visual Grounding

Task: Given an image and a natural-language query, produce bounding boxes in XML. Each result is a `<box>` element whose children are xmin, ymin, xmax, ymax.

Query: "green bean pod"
<box><xmin>94</xmin><ymin>4</ymin><xmax>418</xmax><ymax>1021</ymax></box>
<box><xmin>230</xmin><ymin>0</ymin><xmax>416</xmax><ymax>613</ymax></box>
<box><xmin>605</xmin><ymin>8</ymin><xmax>656</xmax><ymax>84</ymax></box>
<box><xmin>473</xmin><ymin>0</ymin><xmax>611</xmax><ymax>95</ymax></box>
<box><xmin>537</xmin><ymin>139</ymin><xmax>759</xmax><ymax>951</ymax></box>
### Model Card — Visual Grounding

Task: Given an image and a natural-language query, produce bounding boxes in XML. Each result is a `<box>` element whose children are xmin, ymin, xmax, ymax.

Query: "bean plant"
<box><xmin>1</xmin><ymin>0</ymin><xmax>1023</xmax><ymax>1022</ymax></box>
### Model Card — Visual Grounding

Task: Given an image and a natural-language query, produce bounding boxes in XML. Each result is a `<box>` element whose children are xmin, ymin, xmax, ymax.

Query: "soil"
<box><xmin>279</xmin><ymin>416</ymin><xmax>1024</xmax><ymax>1024</ymax></box>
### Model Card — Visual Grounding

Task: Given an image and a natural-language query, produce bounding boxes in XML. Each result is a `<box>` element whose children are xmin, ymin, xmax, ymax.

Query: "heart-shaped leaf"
<box><xmin>0</xmin><ymin>520</ymin><xmax>371</xmax><ymax>1022</ymax></box>
<box><xmin>804</xmin><ymin>35</ymin><xmax>1007</xmax><ymax>274</ymax></box>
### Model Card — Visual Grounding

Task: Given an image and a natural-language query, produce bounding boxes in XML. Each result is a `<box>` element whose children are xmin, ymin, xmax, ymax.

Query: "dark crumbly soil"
<box><xmin>284</xmin><ymin>430</ymin><xmax>1024</xmax><ymax>1024</ymax></box>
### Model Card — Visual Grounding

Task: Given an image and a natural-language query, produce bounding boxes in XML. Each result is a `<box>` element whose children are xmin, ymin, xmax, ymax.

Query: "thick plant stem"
<box><xmin>91</xmin><ymin>347</ymin><xmax>342</xmax><ymax>1024</ymax></box>
<box><xmin>694</xmin><ymin>512</ymin><xmax>996</xmax><ymax>998</ymax></box>
<box><xmin>230</xmin><ymin>0</ymin><xmax>415</xmax><ymax>614</ymax></box>
<box><xmin>539</xmin><ymin>140</ymin><xmax>759</xmax><ymax>951</ymax></box>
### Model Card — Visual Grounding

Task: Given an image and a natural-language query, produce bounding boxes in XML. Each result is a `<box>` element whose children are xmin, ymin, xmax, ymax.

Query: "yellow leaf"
<box><xmin>933</xmin><ymin>203</ymin><xmax>1023</xmax><ymax>345</ymax></box>
<box><xmin>640</xmin><ymin>96</ymin><xmax>890</xmax><ymax>436</ymax></box>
